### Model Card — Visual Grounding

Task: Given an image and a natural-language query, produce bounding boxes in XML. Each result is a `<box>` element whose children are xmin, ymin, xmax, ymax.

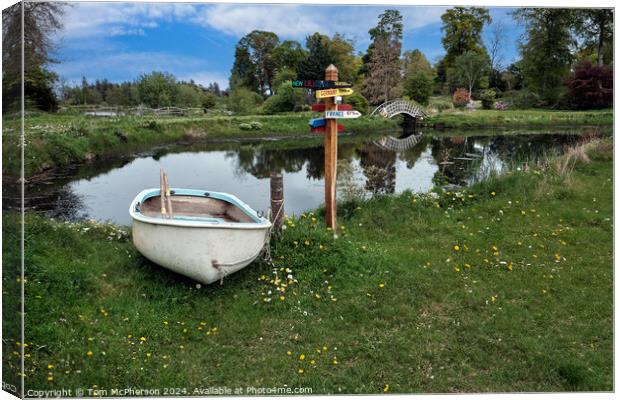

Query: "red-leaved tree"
<box><xmin>564</xmin><ymin>60</ymin><xmax>613</xmax><ymax>109</ymax></box>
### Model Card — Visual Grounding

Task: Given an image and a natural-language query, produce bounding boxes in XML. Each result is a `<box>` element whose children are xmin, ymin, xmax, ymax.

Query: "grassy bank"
<box><xmin>2</xmin><ymin>112</ymin><xmax>398</xmax><ymax>179</ymax></box>
<box><xmin>3</xmin><ymin>108</ymin><xmax>612</xmax><ymax>179</ymax></box>
<box><xmin>3</xmin><ymin>138</ymin><xmax>612</xmax><ymax>393</ymax></box>
<box><xmin>424</xmin><ymin>108</ymin><xmax>613</xmax><ymax>129</ymax></box>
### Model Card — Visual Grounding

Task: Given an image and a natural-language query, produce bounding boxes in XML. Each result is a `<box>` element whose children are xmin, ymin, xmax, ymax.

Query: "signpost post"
<box><xmin>291</xmin><ymin>65</ymin><xmax>358</xmax><ymax>230</ymax></box>
<box><xmin>323</xmin><ymin>65</ymin><xmax>339</xmax><ymax>230</ymax></box>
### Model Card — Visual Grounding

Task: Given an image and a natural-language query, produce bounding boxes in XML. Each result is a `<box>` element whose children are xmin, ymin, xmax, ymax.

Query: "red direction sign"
<box><xmin>311</xmin><ymin>124</ymin><xmax>345</xmax><ymax>133</ymax></box>
<box><xmin>311</xmin><ymin>103</ymin><xmax>353</xmax><ymax>112</ymax></box>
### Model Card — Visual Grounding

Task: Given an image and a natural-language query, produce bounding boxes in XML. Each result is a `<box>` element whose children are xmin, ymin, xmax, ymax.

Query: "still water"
<box><xmin>9</xmin><ymin>129</ymin><xmax>601</xmax><ymax>225</ymax></box>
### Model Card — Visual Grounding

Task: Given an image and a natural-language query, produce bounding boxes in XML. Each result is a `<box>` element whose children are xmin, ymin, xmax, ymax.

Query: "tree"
<box><xmin>513</xmin><ymin>8</ymin><xmax>575</xmax><ymax>104</ymax></box>
<box><xmin>449</xmin><ymin>51</ymin><xmax>491</xmax><ymax>97</ymax></box>
<box><xmin>229</xmin><ymin>44</ymin><xmax>258</xmax><ymax>91</ymax></box>
<box><xmin>363</xmin><ymin>35</ymin><xmax>402</xmax><ymax>104</ymax></box>
<box><xmin>238</xmin><ymin>30</ymin><xmax>280</xmax><ymax>95</ymax></box>
<box><xmin>327</xmin><ymin>33</ymin><xmax>358</xmax><ymax>84</ymax></box>
<box><xmin>2</xmin><ymin>2</ymin><xmax>67</xmax><ymax>112</ymax></box>
<box><xmin>360</xmin><ymin>9</ymin><xmax>403</xmax><ymax>77</ymax></box>
<box><xmin>136</xmin><ymin>71</ymin><xmax>177</xmax><ymax>108</ymax></box>
<box><xmin>362</xmin><ymin>10</ymin><xmax>403</xmax><ymax>104</ymax></box>
<box><xmin>573</xmin><ymin>9</ymin><xmax>613</xmax><ymax>66</ymax></box>
<box><xmin>272</xmin><ymin>40</ymin><xmax>307</xmax><ymax>74</ymax></box>
<box><xmin>402</xmin><ymin>49</ymin><xmax>434</xmax><ymax>105</ymax></box>
<box><xmin>440</xmin><ymin>7</ymin><xmax>491</xmax><ymax>67</ymax></box>
<box><xmin>564</xmin><ymin>60</ymin><xmax>612</xmax><ymax>109</ymax></box>
<box><xmin>486</xmin><ymin>20</ymin><xmax>507</xmax><ymax>71</ymax></box>
<box><xmin>298</xmin><ymin>33</ymin><xmax>333</xmax><ymax>80</ymax></box>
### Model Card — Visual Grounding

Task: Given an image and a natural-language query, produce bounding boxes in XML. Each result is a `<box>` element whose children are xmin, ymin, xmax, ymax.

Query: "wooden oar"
<box><xmin>164</xmin><ymin>171</ymin><xmax>174</xmax><ymax>219</ymax></box>
<box><xmin>159</xmin><ymin>168</ymin><xmax>166</xmax><ymax>218</ymax></box>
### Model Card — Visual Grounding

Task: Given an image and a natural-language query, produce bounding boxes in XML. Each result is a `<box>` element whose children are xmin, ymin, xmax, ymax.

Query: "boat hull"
<box><xmin>129</xmin><ymin>189</ymin><xmax>271</xmax><ymax>284</ymax></box>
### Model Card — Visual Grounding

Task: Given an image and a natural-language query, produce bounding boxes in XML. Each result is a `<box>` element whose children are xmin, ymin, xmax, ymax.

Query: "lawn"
<box><xmin>2</xmin><ymin>137</ymin><xmax>612</xmax><ymax>394</ymax></box>
<box><xmin>424</xmin><ymin>108</ymin><xmax>613</xmax><ymax>129</ymax></box>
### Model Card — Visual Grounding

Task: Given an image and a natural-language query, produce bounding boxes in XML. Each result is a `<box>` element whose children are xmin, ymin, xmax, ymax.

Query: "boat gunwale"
<box><xmin>129</xmin><ymin>188</ymin><xmax>272</xmax><ymax>230</ymax></box>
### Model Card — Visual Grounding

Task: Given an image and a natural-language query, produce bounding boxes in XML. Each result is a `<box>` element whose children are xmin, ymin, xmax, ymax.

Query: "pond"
<box><xmin>4</xmin><ymin>128</ymin><xmax>607</xmax><ymax>225</ymax></box>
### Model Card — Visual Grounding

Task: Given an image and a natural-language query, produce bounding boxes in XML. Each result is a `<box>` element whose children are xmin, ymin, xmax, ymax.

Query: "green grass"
<box><xmin>2</xmin><ymin>138</ymin><xmax>612</xmax><ymax>394</ymax></box>
<box><xmin>424</xmin><ymin>108</ymin><xmax>613</xmax><ymax>129</ymax></box>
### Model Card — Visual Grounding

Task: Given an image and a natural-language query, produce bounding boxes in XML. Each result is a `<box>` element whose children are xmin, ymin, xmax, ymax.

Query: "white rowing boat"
<box><xmin>129</xmin><ymin>188</ymin><xmax>271</xmax><ymax>284</ymax></box>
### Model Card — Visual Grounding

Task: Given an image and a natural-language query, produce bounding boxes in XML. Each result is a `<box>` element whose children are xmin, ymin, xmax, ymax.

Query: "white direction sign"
<box><xmin>325</xmin><ymin>110</ymin><xmax>362</xmax><ymax>119</ymax></box>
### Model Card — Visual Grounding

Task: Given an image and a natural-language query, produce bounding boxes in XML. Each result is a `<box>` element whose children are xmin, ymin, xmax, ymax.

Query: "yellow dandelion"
<box><xmin>287</xmin><ymin>351</ymin><xmax>292</xmax><ymax>356</ymax></box>
<box><xmin>379</xmin><ymin>283</ymin><xmax>385</xmax><ymax>288</ymax></box>
<box><xmin>298</xmin><ymin>368</ymin><xmax>304</xmax><ymax>374</ymax></box>
<box><xmin>47</xmin><ymin>364</ymin><xmax>54</xmax><ymax>369</ymax></box>
<box><xmin>383</xmin><ymin>384</ymin><xmax>390</xmax><ymax>393</ymax></box>
<box><xmin>310</xmin><ymin>360</ymin><xmax>316</xmax><ymax>365</ymax></box>
<box><xmin>453</xmin><ymin>245</ymin><xmax>460</xmax><ymax>251</ymax></box>
<box><xmin>299</xmin><ymin>354</ymin><xmax>305</xmax><ymax>361</ymax></box>
<box><xmin>279</xmin><ymin>296</ymin><xmax>285</xmax><ymax>301</ymax></box>
<box><xmin>47</xmin><ymin>376</ymin><xmax>53</xmax><ymax>382</ymax></box>
<box><xmin>491</xmin><ymin>192</ymin><xmax>496</xmax><ymax>196</ymax></box>
<box><xmin>139</xmin><ymin>337</ymin><xmax>146</xmax><ymax>342</ymax></box>
<box><xmin>86</xmin><ymin>351</ymin><xmax>93</xmax><ymax>357</ymax></box>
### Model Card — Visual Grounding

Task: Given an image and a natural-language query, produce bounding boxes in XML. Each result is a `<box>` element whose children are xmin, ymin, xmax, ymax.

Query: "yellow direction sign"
<box><xmin>315</xmin><ymin>88</ymin><xmax>354</xmax><ymax>99</ymax></box>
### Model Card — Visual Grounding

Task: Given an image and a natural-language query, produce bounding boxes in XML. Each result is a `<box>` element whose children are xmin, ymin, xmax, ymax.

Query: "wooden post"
<box><xmin>270</xmin><ymin>173</ymin><xmax>284</xmax><ymax>232</ymax></box>
<box><xmin>324</xmin><ymin>64</ymin><xmax>338</xmax><ymax>230</ymax></box>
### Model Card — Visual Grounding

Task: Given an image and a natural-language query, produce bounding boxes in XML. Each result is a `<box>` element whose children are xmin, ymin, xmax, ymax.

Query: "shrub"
<box><xmin>226</xmin><ymin>88</ymin><xmax>263</xmax><ymax>114</ymax></box>
<box><xmin>479</xmin><ymin>89</ymin><xmax>496</xmax><ymax>109</ymax></box>
<box><xmin>250</xmin><ymin>121</ymin><xmax>262</xmax><ymax>130</ymax></box>
<box><xmin>502</xmin><ymin>90</ymin><xmax>544</xmax><ymax>109</ymax></box>
<box><xmin>343</xmin><ymin>91</ymin><xmax>369</xmax><ymax>115</ymax></box>
<box><xmin>563</xmin><ymin>60</ymin><xmax>613</xmax><ymax>110</ymax></box>
<box><xmin>261</xmin><ymin>82</ymin><xmax>305</xmax><ymax>114</ymax></box>
<box><xmin>495</xmin><ymin>101</ymin><xmax>508</xmax><ymax>111</ymax></box>
<box><xmin>239</xmin><ymin>123</ymin><xmax>253</xmax><ymax>130</ymax></box>
<box><xmin>452</xmin><ymin>88</ymin><xmax>470</xmax><ymax>108</ymax></box>
<box><xmin>403</xmin><ymin>70</ymin><xmax>434</xmax><ymax>105</ymax></box>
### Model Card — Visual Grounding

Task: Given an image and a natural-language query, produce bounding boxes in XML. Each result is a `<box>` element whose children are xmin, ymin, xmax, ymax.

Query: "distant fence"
<box><xmin>60</xmin><ymin>105</ymin><xmax>232</xmax><ymax>117</ymax></box>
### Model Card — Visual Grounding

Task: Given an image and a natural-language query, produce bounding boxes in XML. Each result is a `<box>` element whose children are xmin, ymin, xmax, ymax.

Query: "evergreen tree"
<box><xmin>229</xmin><ymin>44</ymin><xmax>258</xmax><ymax>92</ymax></box>
<box><xmin>298</xmin><ymin>33</ymin><xmax>333</xmax><ymax>80</ymax></box>
<box><xmin>513</xmin><ymin>8</ymin><xmax>575</xmax><ymax>104</ymax></box>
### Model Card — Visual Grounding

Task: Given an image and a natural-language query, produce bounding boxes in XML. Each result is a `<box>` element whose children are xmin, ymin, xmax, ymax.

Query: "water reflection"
<box><xmin>4</xmin><ymin>129</ymin><xmax>595</xmax><ymax>225</ymax></box>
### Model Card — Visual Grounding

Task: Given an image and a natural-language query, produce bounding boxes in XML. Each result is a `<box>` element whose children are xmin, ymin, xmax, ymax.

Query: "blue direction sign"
<box><xmin>308</xmin><ymin>118</ymin><xmax>327</xmax><ymax>128</ymax></box>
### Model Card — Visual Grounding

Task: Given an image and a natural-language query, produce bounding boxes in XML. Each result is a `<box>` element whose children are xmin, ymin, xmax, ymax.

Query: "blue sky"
<box><xmin>52</xmin><ymin>2</ymin><xmax>524</xmax><ymax>89</ymax></box>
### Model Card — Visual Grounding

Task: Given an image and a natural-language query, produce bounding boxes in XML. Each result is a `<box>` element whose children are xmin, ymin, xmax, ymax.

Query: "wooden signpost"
<box><xmin>292</xmin><ymin>65</ymin><xmax>358</xmax><ymax>230</ymax></box>
<box><xmin>311</xmin><ymin>103</ymin><xmax>353</xmax><ymax>112</ymax></box>
<box><xmin>315</xmin><ymin>88</ymin><xmax>354</xmax><ymax>99</ymax></box>
<box><xmin>325</xmin><ymin>110</ymin><xmax>362</xmax><ymax>119</ymax></box>
<box><xmin>292</xmin><ymin>79</ymin><xmax>352</xmax><ymax>89</ymax></box>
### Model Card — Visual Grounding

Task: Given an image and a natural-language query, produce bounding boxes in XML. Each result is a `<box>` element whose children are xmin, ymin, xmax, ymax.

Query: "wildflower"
<box><xmin>491</xmin><ymin>295</ymin><xmax>497</xmax><ymax>303</ymax></box>
<box><xmin>146</xmin><ymin>353</ymin><xmax>152</xmax><ymax>358</ymax></box>
<box><xmin>383</xmin><ymin>384</ymin><xmax>390</xmax><ymax>393</ymax></box>
<box><xmin>139</xmin><ymin>337</ymin><xmax>146</xmax><ymax>342</ymax></box>
<box><xmin>299</xmin><ymin>354</ymin><xmax>305</xmax><ymax>361</ymax></box>
<box><xmin>179</xmin><ymin>345</ymin><xmax>184</xmax><ymax>349</ymax></box>
<box><xmin>279</xmin><ymin>296</ymin><xmax>285</xmax><ymax>301</ymax></box>
<box><xmin>378</xmin><ymin>283</ymin><xmax>385</xmax><ymax>288</ymax></box>
<box><xmin>304</xmin><ymin>240</ymin><xmax>310</xmax><ymax>246</ymax></box>
<box><xmin>287</xmin><ymin>351</ymin><xmax>292</xmax><ymax>356</ymax></box>
<box><xmin>491</xmin><ymin>192</ymin><xmax>496</xmax><ymax>196</ymax></box>
<box><xmin>310</xmin><ymin>360</ymin><xmax>316</xmax><ymax>365</ymax></box>
<box><xmin>163</xmin><ymin>321</ymin><xmax>168</xmax><ymax>326</ymax></box>
<box><xmin>47</xmin><ymin>364</ymin><xmax>54</xmax><ymax>369</ymax></box>
<box><xmin>453</xmin><ymin>245</ymin><xmax>460</xmax><ymax>251</ymax></box>
<box><xmin>127</xmin><ymin>335</ymin><xmax>132</xmax><ymax>339</ymax></box>
<box><xmin>86</xmin><ymin>351</ymin><xmax>93</xmax><ymax>357</ymax></box>
<box><xmin>454</xmin><ymin>267</ymin><xmax>460</xmax><ymax>272</ymax></box>
<box><xmin>322</xmin><ymin>346</ymin><xmax>328</xmax><ymax>351</ymax></box>
<box><xmin>298</xmin><ymin>368</ymin><xmax>304</xmax><ymax>374</ymax></box>
<box><xmin>47</xmin><ymin>376</ymin><xmax>53</xmax><ymax>382</ymax></box>
<box><xmin>332</xmin><ymin>358</ymin><xmax>338</xmax><ymax>365</ymax></box>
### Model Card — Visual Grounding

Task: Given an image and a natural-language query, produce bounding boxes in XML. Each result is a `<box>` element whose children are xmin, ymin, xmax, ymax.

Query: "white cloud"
<box><xmin>58</xmin><ymin>2</ymin><xmax>199</xmax><ymax>40</ymax></box>
<box><xmin>192</xmin><ymin>4</ymin><xmax>445</xmax><ymax>43</ymax></box>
